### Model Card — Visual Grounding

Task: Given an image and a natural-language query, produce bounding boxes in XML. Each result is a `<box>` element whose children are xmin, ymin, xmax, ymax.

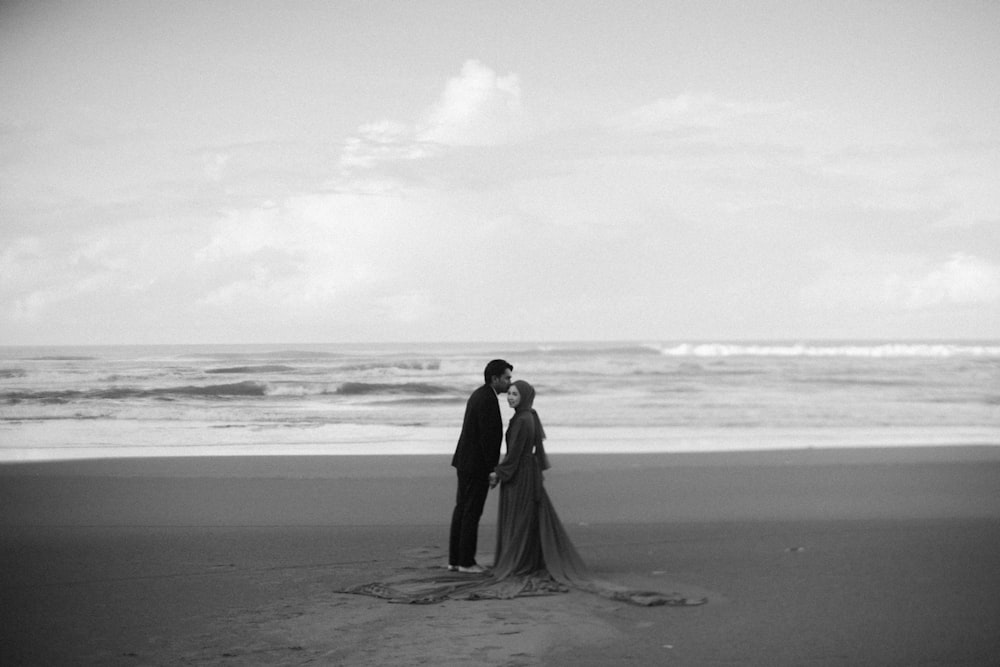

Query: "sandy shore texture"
<box><xmin>3</xmin><ymin>447</ymin><xmax>1000</xmax><ymax>666</ymax></box>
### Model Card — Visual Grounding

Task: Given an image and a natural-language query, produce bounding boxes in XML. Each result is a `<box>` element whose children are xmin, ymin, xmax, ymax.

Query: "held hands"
<box><xmin>488</xmin><ymin>472</ymin><xmax>499</xmax><ymax>489</ymax></box>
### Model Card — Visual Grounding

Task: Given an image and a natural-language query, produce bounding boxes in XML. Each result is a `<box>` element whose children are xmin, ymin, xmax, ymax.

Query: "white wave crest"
<box><xmin>263</xmin><ymin>382</ymin><xmax>337</xmax><ymax>397</ymax></box>
<box><xmin>659</xmin><ymin>343</ymin><xmax>1000</xmax><ymax>358</ymax></box>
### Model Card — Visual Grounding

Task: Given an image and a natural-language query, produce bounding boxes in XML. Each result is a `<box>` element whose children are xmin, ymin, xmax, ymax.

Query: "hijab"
<box><xmin>511</xmin><ymin>380</ymin><xmax>549</xmax><ymax>469</ymax></box>
<box><xmin>511</xmin><ymin>379</ymin><xmax>536</xmax><ymax>412</ymax></box>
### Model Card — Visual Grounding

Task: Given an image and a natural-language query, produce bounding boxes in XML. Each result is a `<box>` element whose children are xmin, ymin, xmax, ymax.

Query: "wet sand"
<box><xmin>2</xmin><ymin>447</ymin><xmax>1000</xmax><ymax>665</ymax></box>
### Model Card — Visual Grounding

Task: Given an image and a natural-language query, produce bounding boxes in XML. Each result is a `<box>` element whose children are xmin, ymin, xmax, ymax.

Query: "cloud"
<box><xmin>188</xmin><ymin>186</ymin><xmax>484</xmax><ymax>324</ymax></box>
<box><xmin>417</xmin><ymin>59</ymin><xmax>524</xmax><ymax>146</ymax></box>
<box><xmin>193</xmin><ymin>197</ymin><xmax>385</xmax><ymax>309</ymax></box>
<box><xmin>194</xmin><ymin>204</ymin><xmax>291</xmax><ymax>264</ymax></box>
<box><xmin>338</xmin><ymin>60</ymin><xmax>526</xmax><ymax>175</ymax></box>
<box><xmin>201</xmin><ymin>152</ymin><xmax>230</xmax><ymax>181</ymax></box>
<box><xmin>376</xmin><ymin>290</ymin><xmax>434</xmax><ymax>324</ymax></box>
<box><xmin>1</xmin><ymin>234</ymin><xmax>128</xmax><ymax>313</ymax></box>
<box><xmin>801</xmin><ymin>252</ymin><xmax>1000</xmax><ymax>314</ymax></box>
<box><xmin>339</xmin><ymin>121</ymin><xmax>432</xmax><ymax>170</ymax></box>
<box><xmin>609</xmin><ymin>93</ymin><xmax>787</xmax><ymax>135</ymax></box>
<box><xmin>2</xmin><ymin>239</ymin><xmax>121</xmax><ymax>323</ymax></box>
<box><xmin>0</xmin><ymin>238</ymin><xmax>44</xmax><ymax>291</ymax></box>
<box><xmin>888</xmin><ymin>253</ymin><xmax>1000</xmax><ymax>309</ymax></box>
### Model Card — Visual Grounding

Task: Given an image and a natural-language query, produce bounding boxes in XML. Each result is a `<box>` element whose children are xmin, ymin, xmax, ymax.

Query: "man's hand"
<box><xmin>488</xmin><ymin>472</ymin><xmax>499</xmax><ymax>488</ymax></box>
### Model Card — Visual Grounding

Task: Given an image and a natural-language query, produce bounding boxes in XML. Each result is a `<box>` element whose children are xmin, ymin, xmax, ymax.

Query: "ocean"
<box><xmin>1</xmin><ymin>341</ymin><xmax>998</xmax><ymax>461</ymax></box>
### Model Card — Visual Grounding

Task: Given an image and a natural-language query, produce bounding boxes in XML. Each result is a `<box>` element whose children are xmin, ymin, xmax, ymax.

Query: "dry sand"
<box><xmin>2</xmin><ymin>447</ymin><xmax>1000</xmax><ymax>665</ymax></box>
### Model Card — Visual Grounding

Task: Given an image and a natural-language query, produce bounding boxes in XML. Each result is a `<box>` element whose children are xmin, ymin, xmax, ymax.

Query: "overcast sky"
<box><xmin>2</xmin><ymin>1</ymin><xmax>998</xmax><ymax>345</ymax></box>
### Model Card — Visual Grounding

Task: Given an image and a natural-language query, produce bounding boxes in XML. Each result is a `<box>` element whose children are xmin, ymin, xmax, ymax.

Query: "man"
<box><xmin>448</xmin><ymin>359</ymin><xmax>513</xmax><ymax>573</ymax></box>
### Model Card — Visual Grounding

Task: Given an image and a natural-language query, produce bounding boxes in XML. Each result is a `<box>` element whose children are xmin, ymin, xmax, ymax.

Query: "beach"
<box><xmin>3</xmin><ymin>447</ymin><xmax>1000</xmax><ymax>665</ymax></box>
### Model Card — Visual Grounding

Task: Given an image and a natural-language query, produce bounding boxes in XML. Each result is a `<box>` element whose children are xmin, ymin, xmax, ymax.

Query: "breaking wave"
<box><xmin>2</xmin><ymin>381</ymin><xmax>270</xmax><ymax>403</ymax></box>
<box><xmin>2</xmin><ymin>380</ymin><xmax>461</xmax><ymax>405</ymax></box>
<box><xmin>535</xmin><ymin>344</ymin><xmax>662</xmax><ymax>356</ymax></box>
<box><xmin>337</xmin><ymin>360</ymin><xmax>441</xmax><ymax>372</ymax></box>
<box><xmin>657</xmin><ymin>343</ymin><xmax>1000</xmax><ymax>358</ymax></box>
<box><xmin>206</xmin><ymin>365</ymin><xmax>297</xmax><ymax>374</ymax></box>
<box><xmin>335</xmin><ymin>382</ymin><xmax>452</xmax><ymax>396</ymax></box>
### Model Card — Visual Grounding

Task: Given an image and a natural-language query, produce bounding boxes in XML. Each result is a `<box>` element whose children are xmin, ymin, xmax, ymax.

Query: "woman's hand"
<box><xmin>489</xmin><ymin>472</ymin><xmax>499</xmax><ymax>488</ymax></box>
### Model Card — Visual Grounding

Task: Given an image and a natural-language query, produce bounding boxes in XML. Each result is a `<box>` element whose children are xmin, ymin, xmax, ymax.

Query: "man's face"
<box><xmin>492</xmin><ymin>368</ymin><xmax>512</xmax><ymax>394</ymax></box>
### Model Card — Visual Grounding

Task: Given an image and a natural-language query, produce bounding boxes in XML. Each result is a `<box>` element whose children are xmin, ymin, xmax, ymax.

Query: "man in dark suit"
<box><xmin>448</xmin><ymin>359</ymin><xmax>513</xmax><ymax>573</ymax></box>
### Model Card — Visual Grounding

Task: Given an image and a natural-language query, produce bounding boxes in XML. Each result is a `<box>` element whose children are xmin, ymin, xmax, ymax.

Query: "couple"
<box><xmin>449</xmin><ymin>359</ymin><xmax>587</xmax><ymax>592</ymax></box>
<box><xmin>343</xmin><ymin>359</ymin><xmax>703</xmax><ymax>606</ymax></box>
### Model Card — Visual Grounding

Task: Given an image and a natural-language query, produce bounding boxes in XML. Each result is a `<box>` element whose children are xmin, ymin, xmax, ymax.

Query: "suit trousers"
<box><xmin>448</xmin><ymin>470</ymin><xmax>490</xmax><ymax>567</ymax></box>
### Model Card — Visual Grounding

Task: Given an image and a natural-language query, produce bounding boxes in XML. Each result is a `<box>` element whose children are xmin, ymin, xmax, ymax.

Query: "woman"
<box><xmin>489</xmin><ymin>380</ymin><xmax>587</xmax><ymax>585</ymax></box>
<box><xmin>341</xmin><ymin>380</ymin><xmax>703</xmax><ymax>606</ymax></box>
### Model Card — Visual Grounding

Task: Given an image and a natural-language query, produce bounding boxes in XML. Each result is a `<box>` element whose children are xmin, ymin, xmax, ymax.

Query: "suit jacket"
<box><xmin>451</xmin><ymin>383</ymin><xmax>503</xmax><ymax>476</ymax></box>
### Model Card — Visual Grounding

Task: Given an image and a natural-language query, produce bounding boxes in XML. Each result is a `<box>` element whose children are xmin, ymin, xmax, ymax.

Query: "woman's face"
<box><xmin>507</xmin><ymin>385</ymin><xmax>521</xmax><ymax>408</ymax></box>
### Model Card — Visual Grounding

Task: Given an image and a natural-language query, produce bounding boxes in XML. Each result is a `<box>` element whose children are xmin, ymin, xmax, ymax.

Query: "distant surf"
<box><xmin>2</xmin><ymin>341</ymin><xmax>997</xmax><ymax>461</ymax></box>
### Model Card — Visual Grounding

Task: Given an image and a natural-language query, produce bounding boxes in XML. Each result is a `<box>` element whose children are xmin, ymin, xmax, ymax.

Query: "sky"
<box><xmin>2</xmin><ymin>0</ymin><xmax>999</xmax><ymax>345</ymax></box>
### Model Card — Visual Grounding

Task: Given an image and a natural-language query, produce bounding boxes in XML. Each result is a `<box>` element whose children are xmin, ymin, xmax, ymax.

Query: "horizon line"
<box><xmin>2</xmin><ymin>337</ymin><xmax>999</xmax><ymax>349</ymax></box>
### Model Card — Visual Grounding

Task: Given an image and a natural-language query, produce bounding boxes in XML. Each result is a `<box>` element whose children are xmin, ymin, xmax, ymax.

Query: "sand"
<box><xmin>2</xmin><ymin>447</ymin><xmax>1000</xmax><ymax>665</ymax></box>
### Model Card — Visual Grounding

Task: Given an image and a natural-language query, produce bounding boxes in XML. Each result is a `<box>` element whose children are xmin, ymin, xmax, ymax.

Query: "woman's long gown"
<box><xmin>489</xmin><ymin>407</ymin><xmax>589</xmax><ymax>589</ymax></box>
<box><xmin>341</xmin><ymin>409</ymin><xmax>704</xmax><ymax>607</ymax></box>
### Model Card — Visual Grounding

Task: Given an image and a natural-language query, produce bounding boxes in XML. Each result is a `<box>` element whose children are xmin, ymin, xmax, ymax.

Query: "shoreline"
<box><xmin>3</xmin><ymin>442</ymin><xmax>1000</xmax><ymax>473</ymax></box>
<box><xmin>4</xmin><ymin>424</ymin><xmax>997</xmax><ymax>463</ymax></box>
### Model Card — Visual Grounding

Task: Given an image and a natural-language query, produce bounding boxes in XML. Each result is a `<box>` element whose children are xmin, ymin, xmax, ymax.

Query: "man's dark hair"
<box><xmin>484</xmin><ymin>359</ymin><xmax>513</xmax><ymax>385</ymax></box>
